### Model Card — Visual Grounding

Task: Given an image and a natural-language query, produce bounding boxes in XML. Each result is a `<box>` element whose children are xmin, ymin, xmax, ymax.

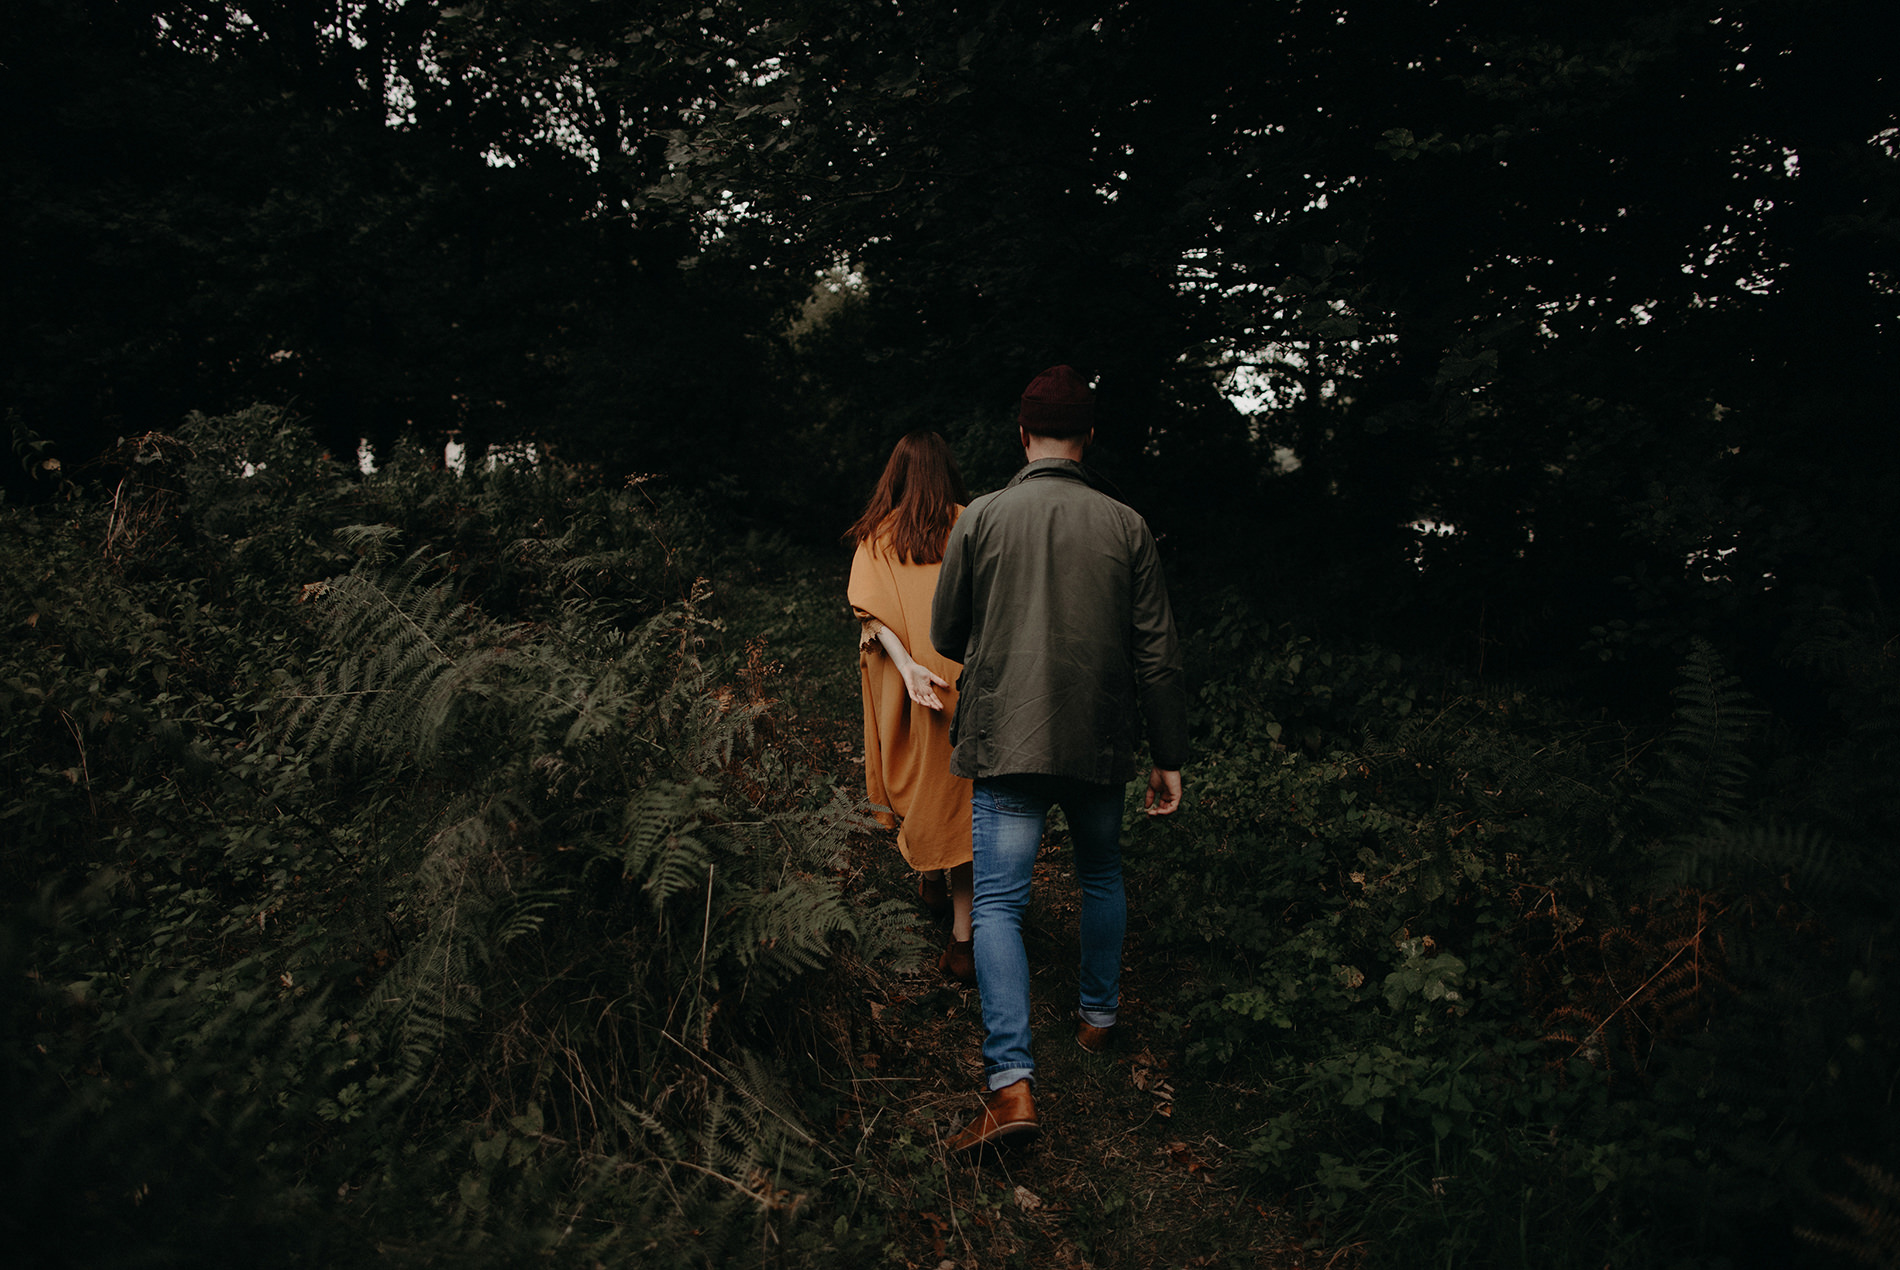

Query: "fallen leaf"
<box><xmin>1163</xmin><ymin>1141</ymin><xmax>1212</xmax><ymax>1175</ymax></box>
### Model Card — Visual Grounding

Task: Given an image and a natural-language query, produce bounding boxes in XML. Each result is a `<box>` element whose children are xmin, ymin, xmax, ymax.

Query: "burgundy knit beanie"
<box><xmin>1018</xmin><ymin>365</ymin><xmax>1095</xmax><ymax>437</ymax></box>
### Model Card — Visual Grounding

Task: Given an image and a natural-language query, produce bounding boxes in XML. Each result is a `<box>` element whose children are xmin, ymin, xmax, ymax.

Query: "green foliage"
<box><xmin>6</xmin><ymin>403</ymin><xmax>1895</xmax><ymax>1267</ymax></box>
<box><xmin>2</xmin><ymin>0</ymin><xmax>802</xmax><ymax>511</ymax></box>
<box><xmin>1134</xmin><ymin>599</ymin><xmax>1627</xmax><ymax>1261</ymax></box>
<box><xmin>1640</xmin><ymin>637</ymin><xmax>1767</xmax><ymax>837</ymax></box>
<box><xmin>1134</xmin><ymin>593</ymin><xmax>1900</xmax><ymax>1267</ymax></box>
<box><xmin>6</xmin><ymin>5</ymin><xmax>1895</xmax><ymax>1264</ymax></box>
<box><xmin>0</xmin><ymin>407</ymin><xmax>915</xmax><ymax>1265</ymax></box>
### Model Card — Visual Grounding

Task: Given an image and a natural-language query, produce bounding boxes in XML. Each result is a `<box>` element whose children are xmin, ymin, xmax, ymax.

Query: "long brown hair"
<box><xmin>844</xmin><ymin>431</ymin><xmax>969</xmax><ymax>565</ymax></box>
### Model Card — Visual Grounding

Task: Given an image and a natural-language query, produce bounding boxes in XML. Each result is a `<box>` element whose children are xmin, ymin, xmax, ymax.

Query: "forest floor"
<box><xmin>721</xmin><ymin>554</ymin><xmax>1345</xmax><ymax>1270</ymax></box>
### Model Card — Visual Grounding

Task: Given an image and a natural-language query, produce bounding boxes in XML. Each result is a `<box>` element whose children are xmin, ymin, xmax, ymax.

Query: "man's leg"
<box><xmin>1063</xmin><ymin>781</ymin><xmax>1127</xmax><ymax>1034</ymax></box>
<box><xmin>970</xmin><ymin>776</ymin><xmax>1051</xmax><ymax>1091</ymax></box>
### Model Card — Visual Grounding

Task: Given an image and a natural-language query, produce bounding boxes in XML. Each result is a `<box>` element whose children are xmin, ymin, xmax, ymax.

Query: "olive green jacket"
<box><xmin>929</xmin><ymin>459</ymin><xmax>1187</xmax><ymax>784</ymax></box>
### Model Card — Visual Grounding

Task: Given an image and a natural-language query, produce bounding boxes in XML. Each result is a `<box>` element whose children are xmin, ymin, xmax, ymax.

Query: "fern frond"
<box><xmin>495</xmin><ymin>888</ymin><xmax>570</xmax><ymax>945</ymax></box>
<box><xmin>844</xmin><ymin>896</ymin><xmax>931</xmax><ymax>971</ymax></box>
<box><xmin>614</xmin><ymin>1098</ymin><xmax>685</xmax><ymax>1161</ymax></box>
<box><xmin>1798</xmin><ymin>1158</ymin><xmax>1900</xmax><ymax>1267</ymax></box>
<box><xmin>617</xmin><ymin>784</ymin><xmax>719</xmax><ymax>918</ymax></box>
<box><xmin>1521</xmin><ymin>885</ymin><xmax>1734</xmax><ymax>1074</ymax></box>
<box><xmin>1670</xmin><ymin>820</ymin><xmax>1859</xmax><ymax>896</ymax></box>
<box><xmin>733</xmin><ymin>876</ymin><xmax>859</xmax><ymax>987</ymax></box>
<box><xmin>645</xmin><ymin>836</ymin><xmax>712</xmax><ymax>914</ymax></box>
<box><xmin>334</xmin><ymin>521</ymin><xmax>401</xmax><ymax>564</ymax></box>
<box><xmin>698</xmin><ymin>1088</ymin><xmax>764</xmax><ymax>1178</ymax></box>
<box><xmin>1642</xmin><ymin>638</ymin><xmax>1765</xmax><ymax>832</ymax></box>
<box><xmin>281</xmin><ymin>549</ymin><xmax>528</xmax><ymax>769</ymax></box>
<box><xmin>387</xmin><ymin>925</ymin><xmax>481</xmax><ymax>1077</ymax></box>
<box><xmin>720</xmin><ymin>1050</ymin><xmax>816</xmax><ymax>1146</ymax></box>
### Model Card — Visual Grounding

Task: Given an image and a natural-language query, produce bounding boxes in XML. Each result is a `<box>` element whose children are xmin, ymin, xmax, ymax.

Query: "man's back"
<box><xmin>931</xmin><ymin>458</ymin><xmax>1185</xmax><ymax>786</ymax></box>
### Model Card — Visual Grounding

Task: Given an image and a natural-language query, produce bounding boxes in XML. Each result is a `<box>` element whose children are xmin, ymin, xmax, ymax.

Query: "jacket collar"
<box><xmin>1007</xmin><ymin>457</ymin><xmax>1127</xmax><ymax>503</ymax></box>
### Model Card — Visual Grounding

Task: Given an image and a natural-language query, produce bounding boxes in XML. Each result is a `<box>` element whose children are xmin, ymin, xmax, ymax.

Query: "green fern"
<box><xmin>494</xmin><ymin>888</ymin><xmax>569</xmax><ymax>946</ymax></box>
<box><xmin>3</xmin><ymin>407</ymin><xmax>914</xmax><ymax>1265</ymax></box>
<box><xmin>1641</xmin><ymin>637</ymin><xmax>1765</xmax><ymax>833</ymax></box>
<box><xmin>283</xmin><ymin>546</ymin><xmax>518</xmax><ymax>770</ymax></box>
<box><xmin>619</xmin><ymin>783</ymin><xmax>715</xmax><ymax>916</ymax></box>
<box><xmin>734</xmin><ymin>874</ymin><xmax>860</xmax><ymax>987</ymax></box>
<box><xmin>1669</xmin><ymin>819</ymin><xmax>1848</xmax><ymax>893</ymax></box>
<box><xmin>333</xmin><ymin>521</ymin><xmax>401</xmax><ymax>564</ymax></box>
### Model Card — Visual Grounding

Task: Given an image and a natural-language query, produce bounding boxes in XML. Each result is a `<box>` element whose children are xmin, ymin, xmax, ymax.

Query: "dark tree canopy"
<box><xmin>3</xmin><ymin>0</ymin><xmax>798</xmax><ymax>499</ymax></box>
<box><xmin>5</xmin><ymin>0</ymin><xmax>1894</xmax><ymax>685</ymax></box>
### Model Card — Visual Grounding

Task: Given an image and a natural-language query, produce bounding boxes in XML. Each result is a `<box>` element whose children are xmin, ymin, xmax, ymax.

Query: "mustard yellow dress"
<box><xmin>847</xmin><ymin>522</ymin><xmax>972</xmax><ymax>872</ymax></box>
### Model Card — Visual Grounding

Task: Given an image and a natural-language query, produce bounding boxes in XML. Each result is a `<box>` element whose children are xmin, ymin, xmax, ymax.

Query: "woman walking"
<box><xmin>847</xmin><ymin>432</ymin><xmax>975</xmax><ymax>982</ymax></box>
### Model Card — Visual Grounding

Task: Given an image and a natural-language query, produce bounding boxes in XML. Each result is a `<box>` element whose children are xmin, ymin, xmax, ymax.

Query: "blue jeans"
<box><xmin>970</xmin><ymin>774</ymin><xmax>1127</xmax><ymax>1091</ymax></box>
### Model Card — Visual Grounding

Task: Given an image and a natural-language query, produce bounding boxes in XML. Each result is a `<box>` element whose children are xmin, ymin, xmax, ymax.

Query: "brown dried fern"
<box><xmin>1513</xmin><ymin>884</ymin><xmax>1733</xmax><ymax>1075</ymax></box>
<box><xmin>1798</xmin><ymin>1157</ymin><xmax>1900</xmax><ymax>1268</ymax></box>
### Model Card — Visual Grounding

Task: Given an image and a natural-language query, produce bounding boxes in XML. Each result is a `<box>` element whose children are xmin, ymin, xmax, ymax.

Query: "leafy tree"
<box><xmin>596</xmin><ymin>0</ymin><xmax>1897</xmax><ymax>676</ymax></box>
<box><xmin>13</xmin><ymin>2</ymin><xmax>1892</xmax><ymax>672</ymax></box>
<box><xmin>2</xmin><ymin>1</ymin><xmax>801</xmax><ymax>509</ymax></box>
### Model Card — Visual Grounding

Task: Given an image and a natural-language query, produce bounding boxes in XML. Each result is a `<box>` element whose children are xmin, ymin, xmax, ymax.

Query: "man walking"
<box><xmin>930</xmin><ymin>365</ymin><xmax>1188</xmax><ymax>1155</ymax></box>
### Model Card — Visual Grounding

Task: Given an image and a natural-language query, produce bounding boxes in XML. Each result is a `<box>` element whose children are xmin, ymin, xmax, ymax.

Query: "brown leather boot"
<box><xmin>917</xmin><ymin>872</ymin><xmax>950</xmax><ymax>915</ymax></box>
<box><xmin>938</xmin><ymin>938</ymin><xmax>976</xmax><ymax>984</ymax></box>
<box><xmin>1075</xmin><ymin>1010</ymin><xmax>1114</xmax><ymax>1054</ymax></box>
<box><xmin>947</xmin><ymin>1079</ymin><xmax>1039</xmax><ymax>1155</ymax></box>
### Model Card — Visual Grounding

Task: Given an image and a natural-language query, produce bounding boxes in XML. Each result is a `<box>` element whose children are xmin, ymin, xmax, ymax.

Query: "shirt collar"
<box><xmin>1006</xmin><ymin>457</ymin><xmax>1087</xmax><ymax>488</ymax></box>
<box><xmin>1006</xmin><ymin>457</ymin><xmax>1127</xmax><ymax>503</ymax></box>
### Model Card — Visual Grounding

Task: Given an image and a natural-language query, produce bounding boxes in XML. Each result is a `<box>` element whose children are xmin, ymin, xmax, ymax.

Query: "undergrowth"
<box><xmin>1129</xmin><ymin>597</ymin><xmax>1899</xmax><ymax>1268</ymax></box>
<box><xmin>4</xmin><ymin>408</ymin><xmax>1892</xmax><ymax>1268</ymax></box>
<box><xmin>0</xmin><ymin>408</ymin><xmax>913</xmax><ymax>1266</ymax></box>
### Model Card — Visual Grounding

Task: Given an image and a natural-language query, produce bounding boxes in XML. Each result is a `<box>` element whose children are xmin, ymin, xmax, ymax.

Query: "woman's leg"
<box><xmin>948</xmin><ymin>861</ymin><xmax>974</xmax><ymax>942</ymax></box>
<box><xmin>918</xmin><ymin>867</ymin><xmax>950</xmax><ymax>914</ymax></box>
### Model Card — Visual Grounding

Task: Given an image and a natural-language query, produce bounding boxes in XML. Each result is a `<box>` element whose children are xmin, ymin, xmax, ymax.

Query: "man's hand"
<box><xmin>1143</xmin><ymin>767</ymin><xmax>1183</xmax><ymax>816</ymax></box>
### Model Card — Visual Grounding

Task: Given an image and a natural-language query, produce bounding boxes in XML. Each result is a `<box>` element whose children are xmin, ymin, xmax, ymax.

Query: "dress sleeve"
<box><xmin>848</xmin><ymin>540</ymin><xmax>893</xmax><ymax>618</ymax></box>
<box><xmin>857</xmin><ymin>615</ymin><xmax>887</xmax><ymax>651</ymax></box>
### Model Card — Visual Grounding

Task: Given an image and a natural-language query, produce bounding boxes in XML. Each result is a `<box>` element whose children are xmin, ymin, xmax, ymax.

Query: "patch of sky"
<box><xmin>443</xmin><ymin>438</ymin><xmax>539</xmax><ymax>476</ymax></box>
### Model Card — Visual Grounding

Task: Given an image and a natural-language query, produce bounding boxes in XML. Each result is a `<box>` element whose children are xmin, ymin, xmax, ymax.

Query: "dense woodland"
<box><xmin>3</xmin><ymin>1</ymin><xmax>1897</xmax><ymax>1266</ymax></box>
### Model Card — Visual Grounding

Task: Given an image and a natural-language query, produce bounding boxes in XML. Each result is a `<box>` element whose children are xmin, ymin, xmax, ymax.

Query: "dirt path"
<box><xmin>751</xmin><ymin>572</ymin><xmax>1327</xmax><ymax>1268</ymax></box>
<box><xmin>834</xmin><ymin>841</ymin><xmax>1319</xmax><ymax>1269</ymax></box>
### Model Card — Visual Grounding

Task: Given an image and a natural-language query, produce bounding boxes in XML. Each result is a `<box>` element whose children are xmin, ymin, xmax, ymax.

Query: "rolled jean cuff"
<box><xmin>986</xmin><ymin>1065</ymin><xmax>1034</xmax><ymax>1093</ymax></box>
<box><xmin>1077</xmin><ymin>1006</ymin><xmax>1117</xmax><ymax>1029</ymax></box>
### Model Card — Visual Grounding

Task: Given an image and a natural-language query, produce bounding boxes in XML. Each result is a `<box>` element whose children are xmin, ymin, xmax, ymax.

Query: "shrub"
<box><xmin>1</xmin><ymin>408</ymin><xmax>913</xmax><ymax>1266</ymax></box>
<box><xmin>1136</xmin><ymin>594</ymin><xmax>1900</xmax><ymax>1267</ymax></box>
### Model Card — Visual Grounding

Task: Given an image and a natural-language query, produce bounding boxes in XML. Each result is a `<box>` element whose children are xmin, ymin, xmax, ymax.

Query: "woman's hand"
<box><xmin>900</xmin><ymin>661</ymin><xmax>950</xmax><ymax>711</ymax></box>
<box><xmin>874</xmin><ymin>624</ymin><xmax>950</xmax><ymax>710</ymax></box>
